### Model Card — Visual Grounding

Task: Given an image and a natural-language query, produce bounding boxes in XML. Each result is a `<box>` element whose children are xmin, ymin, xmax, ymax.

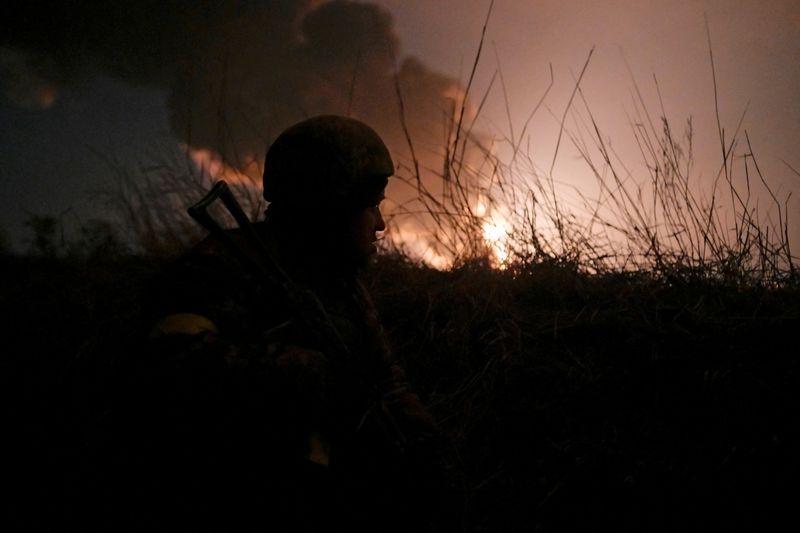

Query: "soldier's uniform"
<box><xmin>124</xmin><ymin>116</ymin><xmax>453</xmax><ymax>532</ymax></box>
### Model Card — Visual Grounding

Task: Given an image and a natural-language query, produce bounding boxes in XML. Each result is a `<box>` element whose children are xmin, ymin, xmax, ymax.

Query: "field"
<box><xmin>3</xmin><ymin>241</ymin><xmax>798</xmax><ymax>530</ymax></box>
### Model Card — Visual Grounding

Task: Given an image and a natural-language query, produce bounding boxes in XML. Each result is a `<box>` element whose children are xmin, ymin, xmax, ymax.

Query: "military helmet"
<box><xmin>262</xmin><ymin>115</ymin><xmax>393</xmax><ymax>212</ymax></box>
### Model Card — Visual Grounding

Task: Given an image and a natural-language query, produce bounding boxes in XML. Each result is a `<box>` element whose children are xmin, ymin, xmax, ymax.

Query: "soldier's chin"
<box><xmin>357</xmin><ymin>244</ymin><xmax>378</xmax><ymax>268</ymax></box>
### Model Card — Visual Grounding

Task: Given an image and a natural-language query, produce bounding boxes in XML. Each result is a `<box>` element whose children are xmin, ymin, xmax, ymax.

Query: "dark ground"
<box><xmin>3</xmin><ymin>251</ymin><xmax>799</xmax><ymax>531</ymax></box>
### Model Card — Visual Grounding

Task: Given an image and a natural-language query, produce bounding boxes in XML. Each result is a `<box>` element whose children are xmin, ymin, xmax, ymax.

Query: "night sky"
<box><xmin>2</xmin><ymin>0</ymin><xmax>798</xmax><ymax>258</ymax></box>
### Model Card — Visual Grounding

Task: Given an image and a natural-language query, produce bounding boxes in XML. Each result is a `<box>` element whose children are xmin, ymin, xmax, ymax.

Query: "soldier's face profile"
<box><xmin>344</xmin><ymin>190</ymin><xmax>386</xmax><ymax>267</ymax></box>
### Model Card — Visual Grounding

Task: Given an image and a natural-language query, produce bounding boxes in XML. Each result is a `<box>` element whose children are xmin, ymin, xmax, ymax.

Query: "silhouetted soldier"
<box><xmin>127</xmin><ymin>116</ymin><xmax>453</xmax><ymax>532</ymax></box>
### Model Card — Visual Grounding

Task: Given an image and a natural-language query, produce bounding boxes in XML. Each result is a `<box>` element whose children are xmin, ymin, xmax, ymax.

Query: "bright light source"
<box><xmin>482</xmin><ymin>213</ymin><xmax>510</xmax><ymax>269</ymax></box>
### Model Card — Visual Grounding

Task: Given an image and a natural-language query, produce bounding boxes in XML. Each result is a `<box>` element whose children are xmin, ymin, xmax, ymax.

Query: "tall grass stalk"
<box><xmin>98</xmin><ymin>144</ymin><xmax>264</xmax><ymax>256</ymax></box>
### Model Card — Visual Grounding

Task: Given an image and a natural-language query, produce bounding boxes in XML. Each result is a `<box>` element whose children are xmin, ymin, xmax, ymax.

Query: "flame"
<box><xmin>482</xmin><ymin>213</ymin><xmax>511</xmax><ymax>269</ymax></box>
<box><xmin>388</xmin><ymin>227</ymin><xmax>452</xmax><ymax>270</ymax></box>
<box><xmin>185</xmin><ymin>145</ymin><xmax>262</xmax><ymax>188</ymax></box>
<box><xmin>475</xmin><ymin>197</ymin><xmax>511</xmax><ymax>269</ymax></box>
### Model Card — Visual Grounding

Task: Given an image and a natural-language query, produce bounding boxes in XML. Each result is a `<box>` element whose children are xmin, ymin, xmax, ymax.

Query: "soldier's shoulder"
<box><xmin>147</xmin><ymin>224</ymin><xmax>283</xmax><ymax>335</ymax></box>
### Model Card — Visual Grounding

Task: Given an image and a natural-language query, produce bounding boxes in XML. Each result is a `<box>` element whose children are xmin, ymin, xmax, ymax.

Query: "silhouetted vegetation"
<box><xmin>369</xmin><ymin>257</ymin><xmax>799</xmax><ymax>531</ymax></box>
<box><xmin>4</xmin><ymin>229</ymin><xmax>798</xmax><ymax>530</ymax></box>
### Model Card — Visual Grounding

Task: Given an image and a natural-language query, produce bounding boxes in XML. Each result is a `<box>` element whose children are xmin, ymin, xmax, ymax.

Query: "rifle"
<box><xmin>187</xmin><ymin>180</ymin><xmax>408</xmax><ymax>453</ymax></box>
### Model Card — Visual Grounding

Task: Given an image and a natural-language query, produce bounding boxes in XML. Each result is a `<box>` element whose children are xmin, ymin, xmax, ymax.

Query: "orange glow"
<box><xmin>475</xmin><ymin>197</ymin><xmax>511</xmax><ymax>268</ymax></box>
<box><xmin>185</xmin><ymin>146</ymin><xmax>261</xmax><ymax>188</ymax></box>
<box><xmin>482</xmin><ymin>215</ymin><xmax>510</xmax><ymax>269</ymax></box>
<box><xmin>35</xmin><ymin>85</ymin><xmax>57</xmax><ymax>109</ymax></box>
<box><xmin>388</xmin><ymin>227</ymin><xmax>452</xmax><ymax>270</ymax></box>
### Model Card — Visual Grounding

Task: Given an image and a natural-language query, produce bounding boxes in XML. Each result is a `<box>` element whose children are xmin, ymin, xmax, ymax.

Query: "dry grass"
<box><xmin>93</xmin><ymin>144</ymin><xmax>265</xmax><ymax>257</ymax></box>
